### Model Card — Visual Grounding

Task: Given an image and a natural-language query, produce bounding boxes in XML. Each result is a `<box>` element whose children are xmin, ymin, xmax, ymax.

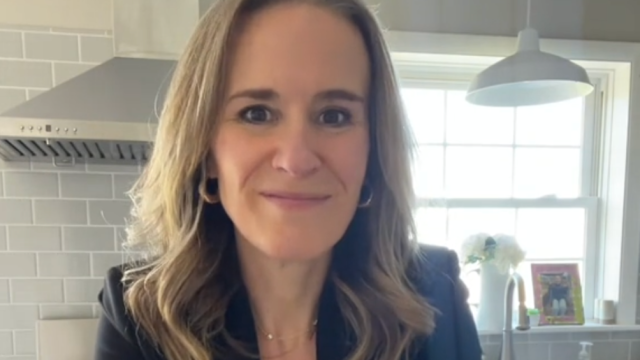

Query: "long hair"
<box><xmin>122</xmin><ymin>0</ymin><xmax>436</xmax><ymax>359</ymax></box>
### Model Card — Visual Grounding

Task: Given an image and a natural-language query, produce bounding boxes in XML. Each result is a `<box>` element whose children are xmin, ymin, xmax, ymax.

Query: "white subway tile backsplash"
<box><xmin>3</xmin><ymin>171</ymin><xmax>59</xmax><ymax>198</ymax></box>
<box><xmin>25</xmin><ymin>88</ymin><xmax>45</xmax><ymax>99</ymax></box>
<box><xmin>0</xmin><ymin>226</ymin><xmax>6</xmax><ymax>250</ymax></box>
<box><xmin>0</xmin><ymin>60</ymin><xmax>52</xmax><ymax>88</ymax></box>
<box><xmin>39</xmin><ymin>304</ymin><xmax>94</xmax><ymax>319</ymax></box>
<box><xmin>0</xmin><ymin>28</ymin><xmax>121</xmax><ymax>357</ymax></box>
<box><xmin>37</xmin><ymin>253</ymin><xmax>91</xmax><ymax>277</ymax></box>
<box><xmin>11</xmin><ymin>279</ymin><xmax>64</xmax><ymax>303</ymax></box>
<box><xmin>0</xmin><ymin>199</ymin><xmax>33</xmax><ymax>224</ymax></box>
<box><xmin>30</xmin><ymin>161</ymin><xmax>85</xmax><ymax>172</ymax></box>
<box><xmin>33</xmin><ymin>199</ymin><xmax>87</xmax><ymax>225</ymax></box>
<box><xmin>91</xmin><ymin>253</ymin><xmax>126</xmax><ymax>277</ymax></box>
<box><xmin>514</xmin><ymin>342</ymin><xmax>549</xmax><ymax>360</ymax></box>
<box><xmin>115</xmin><ymin>226</ymin><xmax>127</xmax><ymax>250</ymax></box>
<box><xmin>0</xmin><ymin>305</ymin><xmax>39</xmax><ymax>330</ymax></box>
<box><xmin>0</xmin><ymin>31</ymin><xmax>23</xmax><ymax>58</ymax></box>
<box><xmin>13</xmin><ymin>330</ymin><xmax>35</xmax><ymax>355</ymax></box>
<box><xmin>569</xmin><ymin>330</ymin><xmax>610</xmax><ymax>340</ymax></box>
<box><xmin>0</xmin><ymin>331</ymin><xmax>13</xmax><ymax>355</ymax></box>
<box><xmin>93</xmin><ymin>303</ymin><xmax>103</xmax><ymax>318</ymax></box>
<box><xmin>7</xmin><ymin>226</ymin><xmax>61</xmax><ymax>251</ymax></box>
<box><xmin>88</xmin><ymin>200</ymin><xmax>131</xmax><ymax>226</ymax></box>
<box><xmin>60</xmin><ymin>173</ymin><xmax>113</xmax><ymax>199</ymax></box>
<box><xmin>0</xmin><ymin>253</ymin><xmax>37</xmax><ymax>277</ymax></box>
<box><xmin>64</xmin><ymin>279</ymin><xmax>103</xmax><ymax>303</ymax></box>
<box><xmin>24</xmin><ymin>33</ymin><xmax>79</xmax><ymax>62</ymax></box>
<box><xmin>63</xmin><ymin>226</ymin><xmax>114</xmax><ymax>251</ymax></box>
<box><xmin>52</xmin><ymin>62</ymin><xmax>93</xmax><ymax>86</ymax></box>
<box><xmin>2</xmin><ymin>355</ymin><xmax>37</xmax><ymax>360</ymax></box>
<box><xmin>79</xmin><ymin>36</ymin><xmax>113</xmax><ymax>63</ymax></box>
<box><xmin>631</xmin><ymin>341</ymin><xmax>640</xmax><ymax>359</ymax></box>
<box><xmin>113</xmin><ymin>174</ymin><xmax>138</xmax><ymax>199</ymax></box>
<box><xmin>0</xmin><ymin>159</ymin><xmax>30</xmax><ymax>171</ymax></box>
<box><xmin>0</xmin><ymin>88</ymin><xmax>27</xmax><ymax>114</ymax></box>
<box><xmin>86</xmin><ymin>163</ymin><xmax>140</xmax><ymax>174</ymax></box>
<box><xmin>0</xmin><ymin>280</ymin><xmax>9</xmax><ymax>303</ymax></box>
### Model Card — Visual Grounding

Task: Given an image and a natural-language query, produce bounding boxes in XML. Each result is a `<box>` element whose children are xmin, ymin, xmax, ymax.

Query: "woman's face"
<box><xmin>211</xmin><ymin>3</ymin><xmax>371</xmax><ymax>261</ymax></box>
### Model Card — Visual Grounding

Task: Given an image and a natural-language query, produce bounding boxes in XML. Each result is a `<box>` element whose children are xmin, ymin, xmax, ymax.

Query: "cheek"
<box><xmin>332</xmin><ymin>133</ymin><xmax>369</xmax><ymax>195</ymax></box>
<box><xmin>211</xmin><ymin>129</ymin><xmax>257</xmax><ymax>202</ymax></box>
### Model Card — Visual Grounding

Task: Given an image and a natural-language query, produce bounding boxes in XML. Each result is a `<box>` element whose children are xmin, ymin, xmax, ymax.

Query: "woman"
<box><xmin>95</xmin><ymin>0</ymin><xmax>482</xmax><ymax>359</ymax></box>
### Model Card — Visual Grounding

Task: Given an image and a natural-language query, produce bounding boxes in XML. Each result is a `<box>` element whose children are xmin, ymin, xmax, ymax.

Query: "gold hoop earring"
<box><xmin>200</xmin><ymin>178</ymin><xmax>219</xmax><ymax>204</ymax></box>
<box><xmin>358</xmin><ymin>182</ymin><xmax>373</xmax><ymax>208</ymax></box>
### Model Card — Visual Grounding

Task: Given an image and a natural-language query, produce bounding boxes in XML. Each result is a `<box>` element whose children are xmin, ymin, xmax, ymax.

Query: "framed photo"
<box><xmin>531</xmin><ymin>263</ymin><xmax>585</xmax><ymax>325</ymax></box>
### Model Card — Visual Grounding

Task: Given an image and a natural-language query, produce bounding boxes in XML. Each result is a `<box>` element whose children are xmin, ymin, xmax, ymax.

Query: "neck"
<box><xmin>235</xmin><ymin>235</ymin><xmax>331</xmax><ymax>341</ymax></box>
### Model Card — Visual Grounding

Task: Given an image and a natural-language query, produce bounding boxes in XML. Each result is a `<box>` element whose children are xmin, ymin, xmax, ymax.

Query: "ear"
<box><xmin>205</xmin><ymin>154</ymin><xmax>218</xmax><ymax>179</ymax></box>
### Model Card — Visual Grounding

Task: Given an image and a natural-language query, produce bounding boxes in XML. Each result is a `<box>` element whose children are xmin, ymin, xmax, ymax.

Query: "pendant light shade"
<box><xmin>466</xmin><ymin>28</ymin><xmax>594</xmax><ymax>107</ymax></box>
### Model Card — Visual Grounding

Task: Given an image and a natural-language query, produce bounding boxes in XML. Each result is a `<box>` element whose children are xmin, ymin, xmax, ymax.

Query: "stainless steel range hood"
<box><xmin>0</xmin><ymin>0</ymin><xmax>217</xmax><ymax>165</ymax></box>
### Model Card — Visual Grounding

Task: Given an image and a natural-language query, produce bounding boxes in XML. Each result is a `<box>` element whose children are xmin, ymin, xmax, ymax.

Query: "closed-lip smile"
<box><xmin>260</xmin><ymin>191</ymin><xmax>331</xmax><ymax>209</ymax></box>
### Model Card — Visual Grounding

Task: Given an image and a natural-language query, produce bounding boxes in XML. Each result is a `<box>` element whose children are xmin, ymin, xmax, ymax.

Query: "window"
<box><xmin>401</xmin><ymin>83</ymin><xmax>598</xmax><ymax>312</ymax></box>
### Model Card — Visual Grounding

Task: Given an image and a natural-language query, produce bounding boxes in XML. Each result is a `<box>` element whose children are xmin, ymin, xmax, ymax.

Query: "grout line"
<box><xmin>1</xmin><ymin>171</ymin><xmax>6</xmax><ymax>197</ymax></box>
<box><xmin>34</xmin><ymin>252</ymin><xmax>39</xmax><ymax>278</ymax></box>
<box><xmin>0</xmin><ymin>26</ymin><xmax>114</xmax><ymax>37</ymax></box>
<box><xmin>0</xmin><ymin>85</ymin><xmax>49</xmax><ymax>91</ymax></box>
<box><xmin>59</xmin><ymin>226</ymin><xmax>65</xmax><ymax>252</ymax></box>
<box><xmin>50</xmin><ymin>62</ymin><xmax>55</xmax><ymax>86</ymax></box>
<box><xmin>0</xmin><ymin>56</ymin><xmax>102</xmax><ymax>66</ymax></box>
<box><xmin>20</xmin><ymin>31</ymin><xmax>25</xmax><ymax>59</ymax></box>
<box><xmin>7</xmin><ymin>278</ymin><xmax>13</xmax><ymax>304</ymax></box>
<box><xmin>544</xmin><ymin>343</ymin><xmax>550</xmax><ymax>360</ymax></box>
<box><xmin>77</xmin><ymin>34</ymin><xmax>82</xmax><ymax>62</ymax></box>
<box><xmin>30</xmin><ymin>198</ymin><xmax>35</xmax><ymax>225</ymax></box>
<box><xmin>56</xmin><ymin>172</ymin><xmax>61</xmax><ymax>199</ymax></box>
<box><xmin>111</xmin><ymin>174</ymin><xmax>115</xmax><ymax>199</ymax></box>
<box><xmin>12</xmin><ymin>328</ymin><xmax>17</xmax><ymax>356</ymax></box>
<box><xmin>1</xmin><ymin>195</ymin><xmax>130</xmax><ymax>201</ymax></box>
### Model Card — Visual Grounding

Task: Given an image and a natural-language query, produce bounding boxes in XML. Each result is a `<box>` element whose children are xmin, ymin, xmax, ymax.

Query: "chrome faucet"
<box><xmin>500</xmin><ymin>272</ymin><xmax>530</xmax><ymax>360</ymax></box>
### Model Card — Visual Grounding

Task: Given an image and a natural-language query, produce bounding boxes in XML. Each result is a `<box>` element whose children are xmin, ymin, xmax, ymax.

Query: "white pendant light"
<box><xmin>466</xmin><ymin>0</ymin><xmax>594</xmax><ymax>107</ymax></box>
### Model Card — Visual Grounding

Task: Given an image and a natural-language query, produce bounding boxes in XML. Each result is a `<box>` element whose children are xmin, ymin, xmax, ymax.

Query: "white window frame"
<box><xmin>384</xmin><ymin>31</ymin><xmax>640</xmax><ymax>326</ymax></box>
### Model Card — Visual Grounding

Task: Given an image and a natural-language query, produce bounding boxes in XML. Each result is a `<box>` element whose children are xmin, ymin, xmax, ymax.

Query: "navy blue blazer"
<box><xmin>95</xmin><ymin>244</ymin><xmax>482</xmax><ymax>360</ymax></box>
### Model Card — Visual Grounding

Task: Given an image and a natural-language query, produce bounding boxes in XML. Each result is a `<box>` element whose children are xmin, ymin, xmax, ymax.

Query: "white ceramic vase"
<box><xmin>476</xmin><ymin>261</ymin><xmax>510</xmax><ymax>332</ymax></box>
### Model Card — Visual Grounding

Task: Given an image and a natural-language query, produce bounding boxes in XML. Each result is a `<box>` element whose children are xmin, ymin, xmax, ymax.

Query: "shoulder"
<box><xmin>408</xmin><ymin>244</ymin><xmax>483</xmax><ymax>360</ymax></box>
<box><xmin>97</xmin><ymin>264</ymin><xmax>141</xmax><ymax>346</ymax></box>
<box><xmin>410</xmin><ymin>243</ymin><xmax>464</xmax><ymax>293</ymax></box>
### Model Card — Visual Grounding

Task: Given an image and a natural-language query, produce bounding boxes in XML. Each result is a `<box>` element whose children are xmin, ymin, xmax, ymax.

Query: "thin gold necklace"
<box><xmin>256</xmin><ymin>319</ymin><xmax>318</xmax><ymax>341</ymax></box>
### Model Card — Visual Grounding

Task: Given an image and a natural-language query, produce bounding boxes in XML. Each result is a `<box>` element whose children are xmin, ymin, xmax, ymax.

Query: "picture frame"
<box><xmin>530</xmin><ymin>263</ymin><xmax>585</xmax><ymax>325</ymax></box>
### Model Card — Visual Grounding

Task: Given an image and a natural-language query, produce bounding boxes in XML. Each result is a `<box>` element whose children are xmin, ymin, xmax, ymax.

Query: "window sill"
<box><xmin>477</xmin><ymin>323</ymin><xmax>640</xmax><ymax>336</ymax></box>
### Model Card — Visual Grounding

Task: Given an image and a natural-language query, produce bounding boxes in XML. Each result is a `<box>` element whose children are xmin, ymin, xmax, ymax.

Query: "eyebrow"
<box><xmin>226</xmin><ymin>88</ymin><xmax>365</xmax><ymax>103</ymax></box>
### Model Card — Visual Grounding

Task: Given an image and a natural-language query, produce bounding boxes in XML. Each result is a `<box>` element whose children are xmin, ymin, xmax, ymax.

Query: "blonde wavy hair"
<box><xmin>122</xmin><ymin>0</ymin><xmax>436</xmax><ymax>359</ymax></box>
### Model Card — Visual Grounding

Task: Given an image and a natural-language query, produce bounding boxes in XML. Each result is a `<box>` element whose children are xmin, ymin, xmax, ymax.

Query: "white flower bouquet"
<box><xmin>459</xmin><ymin>232</ymin><xmax>526</xmax><ymax>273</ymax></box>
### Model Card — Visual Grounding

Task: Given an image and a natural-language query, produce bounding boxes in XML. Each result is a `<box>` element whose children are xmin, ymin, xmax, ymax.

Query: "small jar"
<box><xmin>527</xmin><ymin>308</ymin><xmax>541</xmax><ymax>327</ymax></box>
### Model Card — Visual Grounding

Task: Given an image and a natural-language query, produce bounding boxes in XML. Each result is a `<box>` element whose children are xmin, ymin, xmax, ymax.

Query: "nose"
<box><xmin>271</xmin><ymin>120</ymin><xmax>321</xmax><ymax>177</ymax></box>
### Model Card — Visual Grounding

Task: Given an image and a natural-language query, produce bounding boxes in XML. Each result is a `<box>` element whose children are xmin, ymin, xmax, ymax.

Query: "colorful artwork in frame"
<box><xmin>531</xmin><ymin>263</ymin><xmax>585</xmax><ymax>325</ymax></box>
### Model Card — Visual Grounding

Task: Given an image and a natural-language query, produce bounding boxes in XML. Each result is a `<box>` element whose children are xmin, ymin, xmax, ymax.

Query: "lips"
<box><xmin>260</xmin><ymin>191</ymin><xmax>331</xmax><ymax>209</ymax></box>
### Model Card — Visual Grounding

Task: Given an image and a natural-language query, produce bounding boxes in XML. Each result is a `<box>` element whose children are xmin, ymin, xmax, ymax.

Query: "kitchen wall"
<box><xmin>1</xmin><ymin>11</ymin><xmax>640</xmax><ymax>360</ymax></box>
<box><xmin>0</xmin><ymin>25</ymin><xmax>140</xmax><ymax>359</ymax></box>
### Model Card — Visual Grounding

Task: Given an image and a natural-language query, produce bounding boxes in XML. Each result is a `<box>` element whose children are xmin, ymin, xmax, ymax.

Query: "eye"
<box><xmin>319</xmin><ymin>109</ymin><xmax>352</xmax><ymax>126</ymax></box>
<box><xmin>239</xmin><ymin>106</ymin><xmax>273</xmax><ymax>124</ymax></box>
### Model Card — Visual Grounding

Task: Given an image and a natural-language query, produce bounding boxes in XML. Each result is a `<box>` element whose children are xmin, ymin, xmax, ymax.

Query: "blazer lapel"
<box><xmin>316</xmin><ymin>280</ymin><xmax>354</xmax><ymax>360</ymax></box>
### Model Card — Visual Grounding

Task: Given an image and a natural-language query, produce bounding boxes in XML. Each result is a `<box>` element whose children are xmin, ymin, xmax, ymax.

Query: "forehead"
<box><xmin>226</xmin><ymin>3</ymin><xmax>370</xmax><ymax>96</ymax></box>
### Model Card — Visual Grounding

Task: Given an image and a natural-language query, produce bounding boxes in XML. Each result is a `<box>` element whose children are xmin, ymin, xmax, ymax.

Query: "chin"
<box><xmin>238</xmin><ymin>225</ymin><xmax>338</xmax><ymax>262</ymax></box>
<box><xmin>259</xmin><ymin>237</ymin><xmax>334</xmax><ymax>262</ymax></box>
